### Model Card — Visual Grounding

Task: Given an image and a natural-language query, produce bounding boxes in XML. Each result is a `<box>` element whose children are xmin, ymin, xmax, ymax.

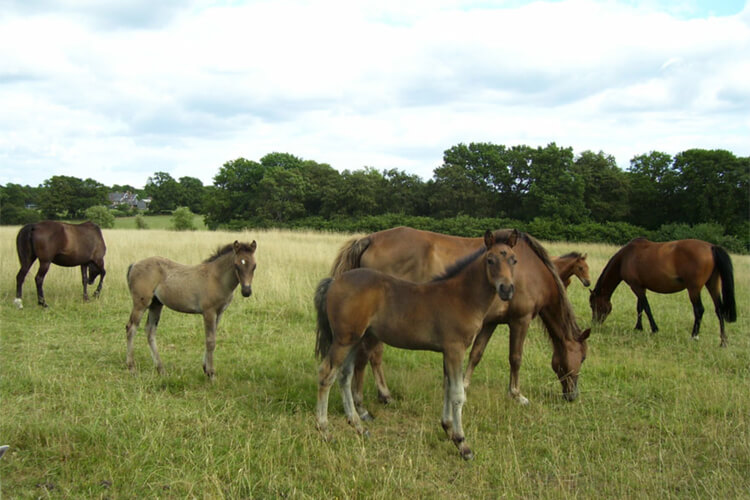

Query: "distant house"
<box><xmin>108</xmin><ymin>192</ymin><xmax>151</xmax><ymax>210</ymax></box>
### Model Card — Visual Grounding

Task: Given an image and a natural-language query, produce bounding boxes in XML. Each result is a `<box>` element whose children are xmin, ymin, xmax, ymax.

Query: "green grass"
<box><xmin>1</xmin><ymin>228</ymin><xmax>748</xmax><ymax>498</ymax></box>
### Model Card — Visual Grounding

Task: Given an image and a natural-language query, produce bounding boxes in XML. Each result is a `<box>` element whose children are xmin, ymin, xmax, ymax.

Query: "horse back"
<box><xmin>621</xmin><ymin>238</ymin><xmax>715</xmax><ymax>291</ymax></box>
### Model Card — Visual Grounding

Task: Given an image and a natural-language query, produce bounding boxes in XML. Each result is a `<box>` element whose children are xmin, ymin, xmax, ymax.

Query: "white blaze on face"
<box><xmin>241</xmin><ymin>259</ymin><xmax>246</xmax><ymax>265</ymax></box>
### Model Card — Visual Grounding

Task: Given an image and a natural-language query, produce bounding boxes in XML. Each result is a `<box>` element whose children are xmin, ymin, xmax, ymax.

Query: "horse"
<box><xmin>315</xmin><ymin>230</ymin><xmax>518</xmax><ymax>460</ymax></box>
<box><xmin>125</xmin><ymin>240</ymin><xmax>257</xmax><ymax>377</ymax></box>
<box><xmin>590</xmin><ymin>238</ymin><xmax>737</xmax><ymax>347</ymax></box>
<box><xmin>552</xmin><ymin>252</ymin><xmax>591</xmax><ymax>288</ymax></box>
<box><xmin>330</xmin><ymin>226</ymin><xmax>590</xmax><ymax>407</ymax></box>
<box><xmin>14</xmin><ymin>220</ymin><xmax>107</xmax><ymax>308</ymax></box>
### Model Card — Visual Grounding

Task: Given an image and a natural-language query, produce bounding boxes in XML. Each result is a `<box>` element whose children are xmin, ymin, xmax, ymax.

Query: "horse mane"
<box><xmin>558</xmin><ymin>251</ymin><xmax>584</xmax><ymax>260</ymax></box>
<box><xmin>204</xmin><ymin>242</ymin><xmax>255</xmax><ymax>263</ymax></box>
<box><xmin>495</xmin><ymin>229</ymin><xmax>582</xmax><ymax>342</ymax></box>
<box><xmin>592</xmin><ymin>237</ymin><xmax>645</xmax><ymax>294</ymax></box>
<box><xmin>431</xmin><ymin>247</ymin><xmax>485</xmax><ymax>282</ymax></box>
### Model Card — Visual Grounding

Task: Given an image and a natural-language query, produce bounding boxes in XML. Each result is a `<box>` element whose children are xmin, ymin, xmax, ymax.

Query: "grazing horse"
<box><xmin>316</xmin><ymin>231</ymin><xmax>517</xmax><ymax>460</ymax></box>
<box><xmin>330</xmin><ymin>226</ymin><xmax>590</xmax><ymax>407</ymax></box>
<box><xmin>552</xmin><ymin>252</ymin><xmax>591</xmax><ymax>288</ymax></box>
<box><xmin>126</xmin><ymin>240</ymin><xmax>257</xmax><ymax>377</ymax></box>
<box><xmin>14</xmin><ymin>220</ymin><xmax>107</xmax><ymax>308</ymax></box>
<box><xmin>590</xmin><ymin>238</ymin><xmax>737</xmax><ymax>346</ymax></box>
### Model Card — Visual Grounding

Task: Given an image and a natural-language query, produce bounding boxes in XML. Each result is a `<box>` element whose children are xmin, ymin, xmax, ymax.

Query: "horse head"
<box><xmin>483</xmin><ymin>229</ymin><xmax>518</xmax><ymax>301</ymax></box>
<box><xmin>552</xmin><ymin>328</ymin><xmax>590</xmax><ymax>401</ymax></box>
<box><xmin>576</xmin><ymin>254</ymin><xmax>591</xmax><ymax>287</ymax></box>
<box><xmin>589</xmin><ymin>289</ymin><xmax>612</xmax><ymax>323</ymax></box>
<box><xmin>232</xmin><ymin>240</ymin><xmax>257</xmax><ymax>297</ymax></box>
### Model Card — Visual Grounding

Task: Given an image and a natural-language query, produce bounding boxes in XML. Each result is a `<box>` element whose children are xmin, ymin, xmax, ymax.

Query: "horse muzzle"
<box><xmin>241</xmin><ymin>285</ymin><xmax>252</xmax><ymax>297</ymax></box>
<box><xmin>497</xmin><ymin>283</ymin><xmax>515</xmax><ymax>301</ymax></box>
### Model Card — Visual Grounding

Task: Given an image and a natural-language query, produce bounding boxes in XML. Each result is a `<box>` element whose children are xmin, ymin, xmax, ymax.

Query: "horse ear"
<box><xmin>233</xmin><ymin>240</ymin><xmax>241</xmax><ymax>253</ymax></box>
<box><xmin>582</xmin><ymin>253</ymin><xmax>587</xmax><ymax>259</ymax></box>
<box><xmin>579</xmin><ymin>328</ymin><xmax>591</xmax><ymax>342</ymax></box>
<box><xmin>484</xmin><ymin>230</ymin><xmax>495</xmax><ymax>249</ymax></box>
<box><xmin>506</xmin><ymin>229</ymin><xmax>519</xmax><ymax>248</ymax></box>
<box><xmin>250</xmin><ymin>240</ymin><xmax>257</xmax><ymax>253</ymax></box>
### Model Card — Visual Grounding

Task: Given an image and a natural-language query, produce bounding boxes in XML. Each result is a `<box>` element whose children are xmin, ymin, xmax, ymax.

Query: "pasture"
<box><xmin>1</xmin><ymin>227</ymin><xmax>748</xmax><ymax>498</ymax></box>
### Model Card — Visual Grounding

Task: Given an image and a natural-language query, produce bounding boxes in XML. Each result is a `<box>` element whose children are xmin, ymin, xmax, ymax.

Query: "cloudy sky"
<box><xmin>1</xmin><ymin>0</ymin><xmax>749</xmax><ymax>189</ymax></box>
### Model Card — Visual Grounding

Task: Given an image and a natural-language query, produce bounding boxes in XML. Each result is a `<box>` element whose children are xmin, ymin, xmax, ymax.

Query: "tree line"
<box><xmin>1</xmin><ymin>143</ymin><xmax>748</xmax><ymax>252</ymax></box>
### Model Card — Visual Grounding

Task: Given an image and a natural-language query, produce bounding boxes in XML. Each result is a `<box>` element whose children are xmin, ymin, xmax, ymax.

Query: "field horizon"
<box><xmin>1</xmin><ymin>226</ymin><xmax>748</xmax><ymax>498</ymax></box>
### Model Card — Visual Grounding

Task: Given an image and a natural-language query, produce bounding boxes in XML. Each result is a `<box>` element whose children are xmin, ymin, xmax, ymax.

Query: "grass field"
<box><xmin>1</xmin><ymin>227</ymin><xmax>748</xmax><ymax>498</ymax></box>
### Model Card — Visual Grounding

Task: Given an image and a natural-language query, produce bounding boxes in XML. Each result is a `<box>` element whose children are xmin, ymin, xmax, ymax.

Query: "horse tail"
<box><xmin>712</xmin><ymin>246</ymin><xmax>737</xmax><ymax>323</ymax></box>
<box><xmin>330</xmin><ymin>236</ymin><xmax>371</xmax><ymax>277</ymax></box>
<box><xmin>15</xmin><ymin>223</ymin><xmax>36</xmax><ymax>266</ymax></box>
<box><xmin>126</xmin><ymin>263</ymin><xmax>134</xmax><ymax>282</ymax></box>
<box><xmin>314</xmin><ymin>277</ymin><xmax>335</xmax><ymax>360</ymax></box>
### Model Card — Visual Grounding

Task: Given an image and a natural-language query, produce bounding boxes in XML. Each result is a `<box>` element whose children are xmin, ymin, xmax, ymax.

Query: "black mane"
<box><xmin>559</xmin><ymin>251</ymin><xmax>584</xmax><ymax>259</ymax></box>
<box><xmin>431</xmin><ymin>247</ymin><xmax>485</xmax><ymax>282</ymax></box>
<box><xmin>204</xmin><ymin>242</ymin><xmax>255</xmax><ymax>263</ymax></box>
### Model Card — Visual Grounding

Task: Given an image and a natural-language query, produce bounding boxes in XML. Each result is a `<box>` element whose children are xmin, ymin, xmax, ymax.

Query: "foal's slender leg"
<box><xmin>202</xmin><ymin>310</ymin><xmax>218</xmax><ymax>378</ymax></box>
<box><xmin>126</xmin><ymin>300</ymin><xmax>149</xmax><ymax>372</ymax></box>
<box><xmin>463</xmin><ymin>322</ymin><xmax>498</xmax><ymax>389</ymax></box>
<box><xmin>34</xmin><ymin>261</ymin><xmax>51</xmax><ymax>307</ymax></box>
<box><xmin>93</xmin><ymin>260</ymin><xmax>106</xmax><ymax>298</ymax></box>
<box><xmin>367</xmin><ymin>339</ymin><xmax>392</xmax><ymax>405</ymax></box>
<box><xmin>145</xmin><ymin>301</ymin><xmax>165</xmax><ymax>375</ymax></box>
<box><xmin>442</xmin><ymin>348</ymin><xmax>473</xmax><ymax>460</ymax></box>
<box><xmin>316</xmin><ymin>342</ymin><xmax>355</xmax><ymax>437</ymax></box>
<box><xmin>339</xmin><ymin>348</ymin><xmax>366</xmax><ymax>435</ymax></box>
<box><xmin>507</xmin><ymin>316</ymin><xmax>531</xmax><ymax>405</ymax></box>
<box><xmin>688</xmin><ymin>288</ymin><xmax>704</xmax><ymax>341</ymax></box>
<box><xmin>80</xmin><ymin>264</ymin><xmax>90</xmax><ymax>301</ymax></box>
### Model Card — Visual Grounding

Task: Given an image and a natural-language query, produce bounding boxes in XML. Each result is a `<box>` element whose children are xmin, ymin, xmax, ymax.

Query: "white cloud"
<box><xmin>1</xmin><ymin>0</ymin><xmax>748</xmax><ymax>188</ymax></box>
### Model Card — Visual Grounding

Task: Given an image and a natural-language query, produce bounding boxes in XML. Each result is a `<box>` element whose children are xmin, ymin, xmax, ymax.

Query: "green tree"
<box><xmin>145</xmin><ymin>172</ymin><xmax>180</xmax><ymax>214</ymax></box>
<box><xmin>573</xmin><ymin>150</ymin><xmax>630</xmax><ymax>222</ymax></box>
<box><xmin>171</xmin><ymin>207</ymin><xmax>196</xmax><ymax>230</ymax></box>
<box><xmin>256</xmin><ymin>167</ymin><xmax>308</xmax><ymax>222</ymax></box>
<box><xmin>38</xmin><ymin>176</ymin><xmax>107</xmax><ymax>219</ymax></box>
<box><xmin>84</xmin><ymin>205</ymin><xmax>115</xmax><ymax>228</ymax></box>
<box><xmin>0</xmin><ymin>183</ymin><xmax>41</xmax><ymax>225</ymax></box>
<box><xmin>177</xmin><ymin>176</ymin><xmax>205</xmax><ymax>214</ymax></box>
<box><xmin>204</xmin><ymin>158</ymin><xmax>266</xmax><ymax>228</ymax></box>
<box><xmin>523</xmin><ymin>143</ymin><xmax>586</xmax><ymax>223</ymax></box>
<box><xmin>627</xmin><ymin>151</ymin><xmax>677</xmax><ymax>229</ymax></box>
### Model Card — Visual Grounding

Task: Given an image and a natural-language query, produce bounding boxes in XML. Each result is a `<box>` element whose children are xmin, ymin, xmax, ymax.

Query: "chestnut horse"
<box><xmin>552</xmin><ymin>252</ymin><xmax>591</xmax><ymax>288</ymax></box>
<box><xmin>126</xmin><ymin>241</ymin><xmax>257</xmax><ymax>377</ymax></box>
<box><xmin>330</xmin><ymin>226</ymin><xmax>590</xmax><ymax>406</ymax></box>
<box><xmin>316</xmin><ymin>231</ymin><xmax>517</xmax><ymax>459</ymax></box>
<box><xmin>14</xmin><ymin>220</ymin><xmax>107</xmax><ymax>308</ymax></box>
<box><xmin>590</xmin><ymin>238</ymin><xmax>736</xmax><ymax>346</ymax></box>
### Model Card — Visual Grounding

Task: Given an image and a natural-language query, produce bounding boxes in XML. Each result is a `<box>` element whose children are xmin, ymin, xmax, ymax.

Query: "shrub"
<box><xmin>135</xmin><ymin>214</ymin><xmax>148</xmax><ymax>230</ymax></box>
<box><xmin>84</xmin><ymin>205</ymin><xmax>115</xmax><ymax>229</ymax></box>
<box><xmin>171</xmin><ymin>207</ymin><xmax>195</xmax><ymax>231</ymax></box>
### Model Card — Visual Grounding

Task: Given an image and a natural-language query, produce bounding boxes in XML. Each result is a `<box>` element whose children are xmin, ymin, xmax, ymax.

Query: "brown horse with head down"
<box><xmin>14</xmin><ymin>220</ymin><xmax>107</xmax><ymax>308</ymax></box>
<box><xmin>316</xmin><ymin>230</ymin><xmax>517</xmax><ymax>459</ymax></box>
<box><xmin>590</xmin><ymin>238</ymin><xmax>737</xmax><ymax>346</ymax></box>
<box><xmin>330</xmin><ymin>226</ymin><xmax>590</xmax><ymax>407</ymax></box>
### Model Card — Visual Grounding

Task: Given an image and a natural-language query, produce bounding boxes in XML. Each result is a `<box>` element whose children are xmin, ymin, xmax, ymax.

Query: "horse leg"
<box><xmin>34</xmin><ymin>261</ymin><xmax>51</xmax><ymax>307</ymax></box>
<box><xmin>126</xmin><ymin>300</ymin><xmax>149</xmax><ymax>372</ymax></box>
<box><xmin>705</xmin><ymin>275</ymin><xmax>727</xmax><ymax>347</ymax></box>
<box><xmin>463</xmin><ymin>322</ymin><xmax>497</xmax><ymax>389</ymax></box>
<box><xmin>145</xmin><ymin>301</ymin><xmax>165</xmax><ymax>375</ymax></box>
<box><xmin>316</xmin><ymin>342</ymin><xmax>355</xmax><ymax>438</ymax></box>
<box><xmin>632</xmin><ymin>287</ymin><xmax>658</xmax><ymax>332</ymax></box>
<box><xmin>641</xmin><ymin>294</ymin><xmax>658</xmax><ymax>332</ymax></box>
<box><xmin>339</xmin><ymin>348</ymin><xmax>367</xmax><ymax>435</ymax></box>
<box><xmin>93</xmin><ymin>260</ymin><xmax>106</xmax><ymax>298</ymax></box>
<box><xmin>442</xmin><ymin>348</ymin><xmax>473</xmax><ymax>460</ymax></box>
<box><xmin>80</xmin><ymin>264</ymin><xmax>90</xmax><ymax>301</ymax></box>
<box><xmin>368</xmin><ymin>340</ymin><xmax>392</xmax><ymax>405</ymax></box>
<box><xmin>688</xmin><ymin>288</ymin><xmax>704</xmax><ymax>341</ymax></box>
<box><xmin>14</xmin><ymin>256</ymin><xmax>36</xmax><ymax>309</ymax></box>
<box><xmin>202</xmin><ymin>310</ymin><xmax>218</xmax><ymax>378</ymax></box>
<box><xmin>507</xmin><ymin>316</ymin><xmax>531</xmax><ymax>405</ymax></box>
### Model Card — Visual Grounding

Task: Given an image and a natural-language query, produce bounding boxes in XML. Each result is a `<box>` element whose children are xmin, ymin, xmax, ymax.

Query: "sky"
<box><xmin>1</xmin><ymin>0</ymin><xmax>749</xmax><ymax>189</ymax></box>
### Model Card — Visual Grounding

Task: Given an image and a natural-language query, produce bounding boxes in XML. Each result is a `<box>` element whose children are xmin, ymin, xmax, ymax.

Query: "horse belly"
<box><xmin>369</xmin><ymin>309</ymin><xmax>443</xmax><ymax>352</ymax></box>
<box><xmin>154</xmin><ymin>285</ymin><xmax>202</xmax><ymax>314</ymax></box>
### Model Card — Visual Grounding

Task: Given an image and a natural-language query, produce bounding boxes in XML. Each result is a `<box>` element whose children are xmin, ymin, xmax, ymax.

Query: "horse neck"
<box><xmin>594</xmin><ymin>253</ymin><xmax>623</xmax><ymax>299</ymax></box>
<box><xmin>208</xmin><ymin>252</ymin><xmax>239</xmax><ymax>290</ymax></box>
<box><xmin>442</xmin><ymin>253</ymin><xmax>496</xmax><ymax>313</ymax></box>
<box><xmin>554</xmin><ymin>257</ymin><xmax>576</xmax><ymax>282</ymax></box>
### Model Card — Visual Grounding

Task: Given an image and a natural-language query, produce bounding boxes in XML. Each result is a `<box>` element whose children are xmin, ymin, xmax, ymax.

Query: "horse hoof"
<box><xmin>377</xmin><ymin>394</ymin><xmax>393</xmax><ymax>405</ymax></box>
<box><xmin>360</xmin><ymin>411</ymin><xmax>374</xmax><ymax>422</ymax></box>
<box><xmin>692</xmin><ymin>335</ymin><xmax>699</xmax><ymax>342</ymax></box>
<box><xmin>13</xmin><ymin>298</ymin><xmax>23</xmax><ymax>309</ymax></box>
<box><xmin>461</xmin><ymin>449</ymin><xmax>475</xmax><ymax>461</ymax></box>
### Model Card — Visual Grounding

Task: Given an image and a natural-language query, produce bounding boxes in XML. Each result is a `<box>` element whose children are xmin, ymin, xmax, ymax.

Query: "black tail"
<box><xmin>314</xmin><ymin>278</ymin><xmax>335</xmax><ymax>360</ymax></box>
<box><xmin>16</xmin><ymin>223</ymin><xmax>36</xmax><ymax>266</ymax></box>
<box><xmin>712</xmin><ymin>246</ymin><xmax>737</xmax><ymax>323</ymax></box>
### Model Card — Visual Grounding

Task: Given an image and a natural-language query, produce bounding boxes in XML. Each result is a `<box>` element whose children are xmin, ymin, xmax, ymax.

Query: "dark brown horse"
<box><xmin>14</xmin><ymin>220</ymin><xmax>107</xmax><ymax>308</ymax></box>
<box><xmin>316</xmin><ymin>231</ymin><xmax>518</xmax><ymax>459</ymax></box>
<box><xmin>590</xmin><ymin>238</ymin><xmax>737</xmax><ymax>346</ymax></box>
<box><xmin>126</xmin><ymin>241</ymin><xmax>257</xmax><ymax>377</ymax></box>
<box><xmin>552</xmin><ymin>252</ymin><xmax>591</xmax><ymax>288</ymax></box>
<box><xmin>330</xmin><ymin>226</ymin><xmax>590</xmax><ymax>407</ymax></box>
